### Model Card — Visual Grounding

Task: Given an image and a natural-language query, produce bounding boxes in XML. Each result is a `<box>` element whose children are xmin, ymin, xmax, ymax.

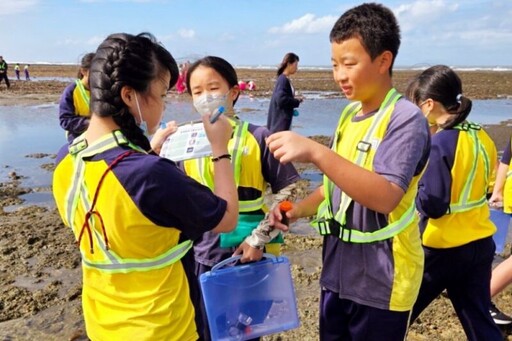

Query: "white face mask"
<box><xmin>193</xmin><ymin>91</ymin><xmax>229</xmax><ymax>116</ymax></box>
<box><xmin>134</xmin><ymin>93</ymin><xmax>150</xmax><ymax>137</ymax></box>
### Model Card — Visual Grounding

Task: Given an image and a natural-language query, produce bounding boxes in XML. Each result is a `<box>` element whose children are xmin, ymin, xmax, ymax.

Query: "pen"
<box><xmin>209</xmin><ymin>106</ymin><xmax>225</xmax><ymax>124</ymax></box>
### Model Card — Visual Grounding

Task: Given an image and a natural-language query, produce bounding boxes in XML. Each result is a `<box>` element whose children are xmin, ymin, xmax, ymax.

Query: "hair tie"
<box><xmin>456</xmin><ymin>94</ymin><xmax>462</xmax><ymax>104</ymax></box>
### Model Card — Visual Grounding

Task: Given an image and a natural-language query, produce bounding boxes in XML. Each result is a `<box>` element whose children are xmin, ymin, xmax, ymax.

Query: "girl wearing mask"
<box><xmin>53</xmin><ymin>33</ymin><xmax>238</xmax><ymax>341</ymax></box>
<box><xmin>184</xmin><ymin>56</ymin><xmax>300</xmax><ymax>340</ymax></box>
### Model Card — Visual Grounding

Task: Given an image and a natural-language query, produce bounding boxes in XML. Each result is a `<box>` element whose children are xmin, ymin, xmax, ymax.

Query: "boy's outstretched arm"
<box><xmin>267</xmin><ymin>131</ymin><xmax>404</xmax><ymax>214</ymax></box>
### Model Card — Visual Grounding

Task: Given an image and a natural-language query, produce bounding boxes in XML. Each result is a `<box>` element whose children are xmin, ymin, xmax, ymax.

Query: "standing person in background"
<box><xmin>266</xmin><ymin>52</ymin><xmax>303</xmax><ymax>133</ymax></box>
<box><xmin>0</xmin><ymin>56</ymin><xmax>10</xmax><ymax>89</ymax></box>
<box><xmin>407</xmin><ymin>65</ymin><xmax>502</xmax><ymax>340</ymax></box>
<box><xmin>52</xmin><ymin>32</ymin><xmax>238</xmax><ymax>341</ymax></box>
<box><xmin>488</xmin><ymin>136</ymin><xmax>512</xmax><ymax>325</ymax></box>
<box><xmin>266</xmin><ymin>4</ymin><xmax>430</xmax><ymax>339</ymax></box>
<box><xmin>58</xmin><ymin>53</ymin><xmax>95</xmax><ymax>143</ymax></box>
<box><xmin>176</xmin><ymin>61</ymin><xmax>190</xmax><ymax>94</ymax></box>
<box><xmin>14</xmin><ymin>63</ymin><xmax>20</xmax><ymax>80</ymax></box>
<box><xmin>184</xmin><ymin>56</ymin><xmax>299</xmax><ymax>340</ymax></box>
<box><xmin>24</xmin><ymin>64</ymin><xmax>30</xmax><ymax>80</ymax></box>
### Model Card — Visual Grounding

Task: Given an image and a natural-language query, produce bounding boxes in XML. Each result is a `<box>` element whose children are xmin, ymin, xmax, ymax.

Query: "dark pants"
<box><xmin>320</xmin><ymin>289</ymin><xmax>410</xmax><ymax>340</ymax></box>
<box><xmin>0</xmin><ymin>73</ymin><xmax>10</xmax><ymax>88</ymax></box>
<box><xmin>411</xmin><ymin>237</ymin><xmax>502</xmax><ymax>341</ymax></box>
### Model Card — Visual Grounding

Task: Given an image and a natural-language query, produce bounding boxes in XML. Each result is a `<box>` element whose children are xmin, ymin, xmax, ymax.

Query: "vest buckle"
<box><xmin>356</xmin><ymin>140</ymin><xmax>371</xmax><ymax>153</ymax></box>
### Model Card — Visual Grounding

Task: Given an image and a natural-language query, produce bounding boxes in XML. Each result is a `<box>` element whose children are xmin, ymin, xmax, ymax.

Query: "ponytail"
<box><xmin>440</xmin><ymin>95</ymin><xmax>472</xmax><ymax>130</ymax></box>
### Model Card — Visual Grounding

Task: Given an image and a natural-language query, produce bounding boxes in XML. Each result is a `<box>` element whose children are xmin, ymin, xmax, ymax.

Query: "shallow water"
<box><xmin>1</xmin><ymin>94</ymin><xmax>511</xmax><ymax>209</ymax></box>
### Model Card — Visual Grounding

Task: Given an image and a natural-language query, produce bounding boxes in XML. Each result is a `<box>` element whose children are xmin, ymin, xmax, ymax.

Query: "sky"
<box><xmin>0</xmin><ymin>0</ymin><xmax>511</xmax><ymax>68</ymax></box>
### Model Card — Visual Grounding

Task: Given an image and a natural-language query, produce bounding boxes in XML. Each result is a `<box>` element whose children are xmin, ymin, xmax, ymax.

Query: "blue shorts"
<box><xmin>320</xmin><ymin>289</ymin><xmax>410</xmax><ymax>341</ymax></box>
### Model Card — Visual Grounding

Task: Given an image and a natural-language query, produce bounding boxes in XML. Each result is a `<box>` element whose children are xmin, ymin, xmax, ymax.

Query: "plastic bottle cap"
<box><xmin>279</xmin><ymin>201</ymin><xmax>293</xmax><ymax>212</ymax></box>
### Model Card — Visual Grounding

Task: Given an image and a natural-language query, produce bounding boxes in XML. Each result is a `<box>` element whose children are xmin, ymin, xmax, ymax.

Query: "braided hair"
<box><xmin>89</xmin><ymin>32</ymin><xmax>179</xmax><ymax>150</ymax></box>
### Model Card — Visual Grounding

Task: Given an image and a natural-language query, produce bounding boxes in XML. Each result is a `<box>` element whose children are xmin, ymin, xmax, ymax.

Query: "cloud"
<box><xmin>459</xmin><ymin>28</ymin><xmax>512</xmax><ymax>45</ymax></box>
<box><xmin>268</xmin><ymin>13</ymin><xmax>337</xmax><ymax>35</ymax></box>
<box><xmin>394</xmin><ymin>0</ymin><xmax>459</xmax><ymax>32</ymax></box>
<box><xmin>178</xmin><ymin>29</ymin><xmax>195</xmax><ymax>39</ymax></box>
<box><xmin>80</xmin><ymin>0</ymin><xmax>159</xmax><ymax>2</ymax></box>
<box><xmin>0</xmin><ymin>0</ymin><xmax>38</xmax><ymax>16</ymax></box>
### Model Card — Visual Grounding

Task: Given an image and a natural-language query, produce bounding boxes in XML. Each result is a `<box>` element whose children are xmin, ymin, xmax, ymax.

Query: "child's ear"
<box><xmin>120</xmin><ymin>86</ymin><xmax>136</xmax><ymax>107</ymax></box>
<box><xmin>231</xmin><ymin>85</ymin><xmax>241</xmax><ymax>101</ymax></box>
<box><xmin>378</xmin><ymin>51</ymin><xmax>393</xmax><ymax>74</ymax></box>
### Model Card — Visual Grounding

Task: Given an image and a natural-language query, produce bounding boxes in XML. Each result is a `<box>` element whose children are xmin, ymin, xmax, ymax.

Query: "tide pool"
<box><xmin>1</xmin><ymin>94</ymin><xmax>511</xmax><ymax>208</ymax></box>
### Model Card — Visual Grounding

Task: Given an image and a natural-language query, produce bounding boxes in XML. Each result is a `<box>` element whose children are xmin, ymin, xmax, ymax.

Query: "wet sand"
<box><xmin>1</xmin><ymin>65</ymin><xmax>512</xmax><ymax>340</ymax></box>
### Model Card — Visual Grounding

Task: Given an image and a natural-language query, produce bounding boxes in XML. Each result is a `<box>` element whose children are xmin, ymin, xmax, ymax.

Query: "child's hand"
<box><xmin>266</xmin><ymin>131</ymin><xmax>316</xmax><ymax>164</ymax></box>
<box><xmin>489</xmin><ymin>193</ymin><xmax>504</xmax><ymax>208</ymax></box>
<box><xmin>150</xmin><ymin>121</ymin><xmax>178</xmax><ymax>155</ymax></box>
<box><xmin>268</xmin><ymin>202</ymin><xmax>300</xmax><ymax>232</ymax></box>
<box><xmin>233</xmin><ymin>242</ymin><xmax>264</xmax><ymax>263</ymax></box>
<box><xmin>202</xmin><ymin>114</ymin><xmax>232</xmax><ymax>155</ymax></box>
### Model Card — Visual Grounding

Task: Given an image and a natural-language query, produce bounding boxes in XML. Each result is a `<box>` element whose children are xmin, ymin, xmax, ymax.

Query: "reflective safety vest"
<box><xmin>64</xmin><ymin>130</ymin><xmax>192</xmax><ymax>273</ymax></box>
<box><xmin>0</xmin><ymin>61</ymin><xmax>6</xmax><ymax>71</ymax></box>
<box><xmin>504</xmin><ymin>139</ymin><xmax>512</xmax><ymax>214</ymax></box>
<box><xmin>73</xmin><ymin>79</ymin><xmax>91</xmax><ymax>117</ymax></box>
<box><xmin>448</xmin><ymin>122</ymin><xmax>490</xmax><ymax>214</ymax></box>
<box><xmin>184</xmin><ymin>118</ymin><xmax>265</xmax><ymax>213</ymax></box>
<box><xmin>312</xmin><ymin>88</ymin><xmax>419</xmax><ymax>243</ymax></box>
<box><xmin>421</xmin><ymin>122</ymin><xmax>497</xmax><ymax>248</ymax></box>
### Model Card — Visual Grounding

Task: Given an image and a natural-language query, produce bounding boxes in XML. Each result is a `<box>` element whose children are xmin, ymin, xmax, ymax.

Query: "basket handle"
<box><xmin>211</xmin><ymin>253</ymin><xmax>276</xmax><ymax>272</ymax></box>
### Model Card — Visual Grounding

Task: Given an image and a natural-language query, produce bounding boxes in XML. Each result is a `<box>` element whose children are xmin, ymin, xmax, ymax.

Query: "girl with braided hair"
<box><xmin>52</xmin><ymin>32</ymin><xmax>239</xmax><ymax>340</ymax></box>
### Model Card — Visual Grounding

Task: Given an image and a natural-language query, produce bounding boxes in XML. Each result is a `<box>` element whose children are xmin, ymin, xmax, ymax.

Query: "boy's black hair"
<box><xmin>185</xmin><ymin>56</ymin><xmax>240</xmax><ymax>104</ymax></box>
<box><xmin>330</xmin><ymin>3</ymin><xmax>400</xmax><ymax>75</ymax></box>
<box><xmin>406</xmin><ymin>65</ymin><xmax>472</xmax><ymax>130</ymax></box>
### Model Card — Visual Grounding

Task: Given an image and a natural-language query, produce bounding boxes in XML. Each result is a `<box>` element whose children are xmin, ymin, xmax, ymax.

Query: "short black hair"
<box><xmin>330</xmin><ymin>3</ymin><xmax>400</xmax><ymax>75</ymax></box>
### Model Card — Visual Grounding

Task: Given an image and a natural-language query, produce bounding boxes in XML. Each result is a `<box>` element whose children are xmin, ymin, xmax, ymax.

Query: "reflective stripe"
<box><xmin>195</xmin><ymin>120</ymin><xmax>265</xmax><ymax>212</ymax></box>
<box><xmin>312</xmin><ymin>201</ymin><xmax>416</xmax><ymax>243</ymax></box>
<box><xmin>82</xmin><ymin>240</ymin><xmax>193</xmax><ymax>274</ymax></box>
<box><xmin>449</xmin><ymin>123</ymin><xmax>489</xmax><ymax>213</ymax></box>
<box><xmin>75</xmin><ymin>79</ymin><xmax>90</xmax><ymax>106</ymax></box>
<box><xmin>338</xmin><ymin>202</ymin><xmax>416</xmax><ymax>243</ymax></box>
<box><xmin>196</xmin><ymin>119</ymin><xmax>248</xmax><ymax>187</ymax></box>
<box><xmin>335</xmin><ymin>89</ymin><xmax>401</xmax><ymax>225</ymax></box>
<box><xmin>239</xmin><ymin>197</ymin><xmax>265</xmax><ymax>212</ymax></box>
<box><xmin>64</xmin><ymin>130</ymin><xmax>191</xmax><ymax>273</ymax></box>
<box><xmin>507</xmin><ymin>171</ymin><xmax>512</xmax><ymax>179</ymax></box>
<box><xmin>65</xmin><ymin>131</ymin><xmax>138</xmax><ymax>226</ymax></box>
<box><xmin>449</xmin><ymin>196</ymin><xmax>488</xmax><ymax>213</ymax></box>
<box><xmin>312</xmin><ymin>88</ymin><xmax>415</xmax><ymax>242</ymax></box>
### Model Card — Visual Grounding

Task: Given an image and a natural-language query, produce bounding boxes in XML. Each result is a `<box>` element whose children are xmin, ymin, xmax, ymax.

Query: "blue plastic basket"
<box><xmin>199</xmin><ymin>254</ymin><xmax>300</xmax><ymax>340</ymax></box>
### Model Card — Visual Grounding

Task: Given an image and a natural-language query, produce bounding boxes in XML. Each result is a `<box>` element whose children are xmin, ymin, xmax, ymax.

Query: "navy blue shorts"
<box><xmin>320</xmin><ymin>289</ymin><xmax>410</xmax><ymax>340</ymax></box>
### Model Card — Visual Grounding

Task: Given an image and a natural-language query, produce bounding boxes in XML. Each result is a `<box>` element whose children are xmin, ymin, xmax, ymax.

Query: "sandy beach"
<box><xmin>1</xmin><ymin>65</ymin><xmax>512</xmax><ymax>340</ymax></box>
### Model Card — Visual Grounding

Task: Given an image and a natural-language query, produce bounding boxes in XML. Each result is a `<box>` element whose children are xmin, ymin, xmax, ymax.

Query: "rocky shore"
<box><xmin>0</xmin><ymin>65</ymin><xmax>511</xmax><ymax>340</ymax></box>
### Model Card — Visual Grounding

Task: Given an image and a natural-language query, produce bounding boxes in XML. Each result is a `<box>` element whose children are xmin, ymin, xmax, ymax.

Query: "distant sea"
<box><xmin>12</xmin><ymin>61</ymin><xmax>512</xmax><ymax>72</ymax></box>
<box><xmin>235</xmin><ymin>65</ymin><xmax>512</xmax><ymax>72</ymax></box>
